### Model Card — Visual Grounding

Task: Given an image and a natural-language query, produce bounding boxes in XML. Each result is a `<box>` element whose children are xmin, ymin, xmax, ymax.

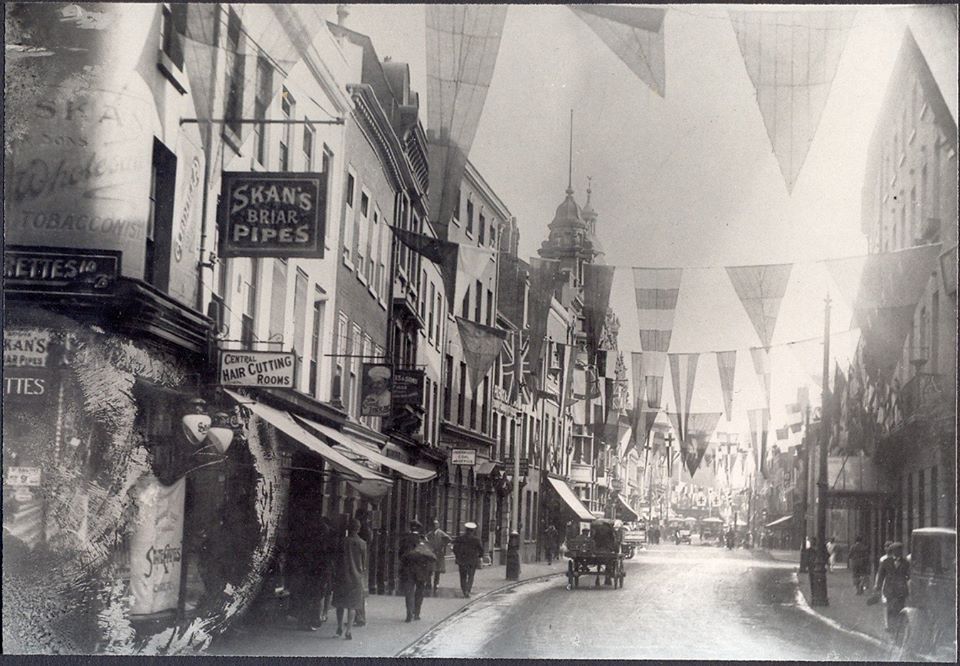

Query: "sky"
<box><xmin>342</xmin><ymin>4</ymin><xmax>918</xmax><ymax>456</ymax></box>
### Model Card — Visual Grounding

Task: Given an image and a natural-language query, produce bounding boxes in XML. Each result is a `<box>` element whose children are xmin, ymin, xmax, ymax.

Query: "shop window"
<box><xmin>145</xmin><ymin>139</ymin><xmax>177</xmax><ymax>290</ymax></box>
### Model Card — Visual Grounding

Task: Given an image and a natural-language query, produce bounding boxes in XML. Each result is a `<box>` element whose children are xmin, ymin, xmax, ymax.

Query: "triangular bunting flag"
<box><xmin>455</xmin><ymin>317</ymin><xmax>507</xmax><ymax>391</ymax></box>
<box><xmin>583</xmin><ymin>264</ymin><xmax>616</xmax><ymax>352</ymax></box>
<box><xmin>527</xmin><ymin>258</ymin><xmax>564</xmax><ymax>387</ymax></box>
<box><xmin>570</xmin><ymin>4</ymin><xmax>667</xmax><ymax>97</ymax></box>
<box><xmin>750</xmin><ymin>346</ymin><xmax>772</xmax><ymax>409</ymax></box>
<box><xmin>454</xmin><ymin>245</ymin><xmax>496</xmax><ymax>316</ymax></box>
<box><xmin>747</xmin><ymin>407</ymin><xmax>770</xmax><ymax>479</ymax></box>
<box><xmin>824</xmin><ymin>244</ymin><xmax>941</xmax><ymax>379</ymax></box>
<box><xmin>425</xmin><ymin>4</ymin><xmax>508</xmax><ymax>229</ymax></box>
<box><xmin>728</xmin><ymin>9</ymin><xmax>857</xmax><ymax>193</ymax></box>
<box><xmin>668</xmin><ymin>352</ymin><xmax>699</xmax><ymax>443</ymax></box>
<box><xmin>391</xmin><ymin>226</ymin><xmax>460</xmax><ymax>306</ymax></box>
<box><xmin>725</xmin><ymin>263</ymin><xmax>793</xmax><ymax>348</ymax></box>
<box><xmin>716</xmin><ymin>350</ymin><xmax>737</xmax><ymax>422</ymax></box>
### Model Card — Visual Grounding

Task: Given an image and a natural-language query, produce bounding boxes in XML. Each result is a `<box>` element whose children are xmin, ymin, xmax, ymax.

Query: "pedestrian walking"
<box><xmin>874</xmin><ymin>541</ymin><xmax>909</xmax><ymax>638</ymax></box>
<box><xmin>543</xmin><ymin>524</ymin><xmax>559</xmax><ymax>565</ymax></box>
<box><xmin>399</xmin><ymin>519</ymin><xmax>434</xmax><ymax>622</ymax></box>
<box><xmin>332</xmin><ymin>519</ymin><xmax>366</xmax><ymax>641</ymax></box>
<box><xmin>353</xmin><ymin>509</ymin><xmax>372</xmax><ymax>626</ymax></box>
<box><xmin>425</xmin><ymin>519</ymin><xmax>452</xmax><ymax>596</ymax></box>
<box><xmin>848</xmin><ymin>535</ymin><xmax>870</xmax><ymax>595</ymax></box>
<box><xmin>826</xmin><ymin>537</ymin><xmax>837</xmax><ymax>571</ymax></box>
<box><xmin>453</xmin><ymin>521</ymin><xmax>484</xmax><ymax>598</ymax></box>
<box><xmin>317</xmin><ymin>516</ymin><xmax>337</xmax><ymax>625</ymax></box>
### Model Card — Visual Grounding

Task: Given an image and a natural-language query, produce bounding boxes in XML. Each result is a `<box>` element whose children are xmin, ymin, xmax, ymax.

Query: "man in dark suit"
<box><xmin>453</xmin><ymin>522</ymin><xmax>484</xmax><ymax>598</ymax></box>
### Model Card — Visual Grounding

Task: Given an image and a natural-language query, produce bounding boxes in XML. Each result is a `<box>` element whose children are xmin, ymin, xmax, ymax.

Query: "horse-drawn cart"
<box><xmin>565</xmin><ymin>519</ymin><xmax>626</xmax><ymax>590</ymax></box>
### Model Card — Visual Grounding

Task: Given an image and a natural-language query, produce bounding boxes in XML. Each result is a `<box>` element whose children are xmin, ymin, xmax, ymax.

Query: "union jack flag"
<box><xmin>501</xmin><ymin>329</ymin><xmax>531</xmax><ymax>404</ymax></box>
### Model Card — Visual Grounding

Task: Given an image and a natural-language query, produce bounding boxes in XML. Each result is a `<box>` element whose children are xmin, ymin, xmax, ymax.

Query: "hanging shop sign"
<box><xmin>3</xmin><ymin>246</ymin><xmax>120</xmax><ymax>296</ymax></box>
<box><xmin>503</xmin><ymin>456</ymin><xmax>530</xmax><ymax>475</ymax></box>
<box><xmin>451</xmin><ymin>449</ymin><xmax>477</xmax><ymax>466</ymax></box>
<box><xmin>6</xmin><ymin>466</ymin><xmax>42</xmax><ymax>487</ymax></box>
<box><xmin>219</xmin><ymin>172</ymin><xmax>327</xmax><ymax>258</ymax></box>
<box><xmin>219</xmin><ymin>350</ymin><xmax>295</xmax><ymax>388</ymax></box>
<box><xmin>129</xmin><ymin>475</ymin><xmax>186</xmax><ymax>616</ymax></box>
<box><xmin>360</xmin><ymin>363</ymin><xmax>393</xmax><ymax>417</ymax></box>
<box><xmin>4</xmin><ymin>330</ymin><xmax>52</xmax><ymax>368</ymax></box>
<box><xmin>392</xmin><ymin>368</ymin><xmax>425</xmax><ymax>407</ymax></box>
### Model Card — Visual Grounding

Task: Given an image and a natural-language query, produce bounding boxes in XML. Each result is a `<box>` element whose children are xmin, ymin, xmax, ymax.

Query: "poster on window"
<box><xmin>129</xmin><ymin>474</ymin><xmax>185</xmax><ymax>616</ymax></box>
<box><xmin>360</xmin><ymin>363</ymin><xmax>393</xmax><ymax>416</ymax></box>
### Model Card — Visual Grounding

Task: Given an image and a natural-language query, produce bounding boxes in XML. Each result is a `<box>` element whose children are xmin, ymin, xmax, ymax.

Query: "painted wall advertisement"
<box><xmin>5</xmin><ymin>3</ymin><xmax>160</xmax><ymax>280</ymax></box>
<box><xmin>129</xmin><ymin>475</ymin><xmax>186</xmax><ymax>616</ymax></box>
<box><xmin>219</xmin><ymin>172</ymin><xmax>327</xmax><ymax>258</ymax></box>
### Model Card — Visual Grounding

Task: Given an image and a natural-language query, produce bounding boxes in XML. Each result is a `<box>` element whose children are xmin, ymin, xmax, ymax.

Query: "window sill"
<box><xmin>342</xmin><ymin>255</ymin><xmax>354</xmax><ymax>271</ymax></box>
<box><xmin>357</xmin><ymin>271</ymin><xmax>368</xmax><ymax>287</ymax></box>
<box><xmin>157</xmin><ymin>50</ymin><xmax>188</xmax><ymax>95</ymax></box>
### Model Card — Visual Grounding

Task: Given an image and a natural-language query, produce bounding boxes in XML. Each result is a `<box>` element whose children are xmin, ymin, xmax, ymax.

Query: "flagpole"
<box><xmin>810</xmin><ymin>294</ymin><xmax>831</xmax><ymax>606</ymax></box>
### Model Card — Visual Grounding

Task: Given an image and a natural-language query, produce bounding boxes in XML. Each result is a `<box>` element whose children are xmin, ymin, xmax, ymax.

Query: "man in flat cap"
<box><xmin>453</xmin><ymin>521</ymin><xmax>485</xmax><ymax>598</ymax></box>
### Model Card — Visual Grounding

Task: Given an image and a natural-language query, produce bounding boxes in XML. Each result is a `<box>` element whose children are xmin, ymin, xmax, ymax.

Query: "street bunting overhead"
<box><xmin>425</xmin><ymin>4</ymin><xmax>508</xmax><ymax>230</ymax></box>
<box><xmin>823</xmin><ymin>243</ymin><xmax>942</xmax><ymax>380</ymax></box>
<box><xmin>747</xmin><ymin>407</ymin><xmax>771</xmax><ymax>479</ymax></box>
<box><xmin>570</xmin><ymin>4</ymin><xmax>667</xmax><ymax>97</ymax></box>
<box><xmin>582</xmin><ymin>264</ymin><xmax>616</xmax><ymax>353</ymax></box>
<box><xmin>728</xmin><ymin>9</ymin><xmax>857</xmax><ymax>193</ymax></box>
<box><xmin>668</xmin><ymin>352</ymin><xmax>699</xmax><ymax>444</ymax></box>
<box><xmin>725</xmin><ymin>263</ymin><xmax>793</xmax><ymax>349</ymax></box>
<box><xmin>715</xmin><ymin>350</ymin><xmax>737</xmax><ymax>422</ymax></box>
<box><xmin>455</xmin><ymin>316</ymin><xmax>508</xmax><ymax>391</ymax></box>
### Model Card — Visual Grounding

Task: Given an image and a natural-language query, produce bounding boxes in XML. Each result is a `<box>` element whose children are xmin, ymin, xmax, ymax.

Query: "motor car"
<box><xmin>675</xmin><ymin>527</ymin><xmax>692</xmax><ymax>545</ymax></box>
<box><xmin>900</xmin><ymin>527</ymin><xmax>956</xmax><ymax>661</ymax></box>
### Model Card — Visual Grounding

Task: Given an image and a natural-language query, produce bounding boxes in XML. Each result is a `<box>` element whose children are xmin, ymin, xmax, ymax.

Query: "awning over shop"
<box><xmin>765</xmin><ymin>515</ymin><xmax>793</xmax><ymax>529</ymax></box>
<box><xmin>225</xmin><ymin>390</ymin><xmax>392</xmax><ymax>498</ymax></box>
<box><xmin>296</xmin><ymin>416</ymin><xmax>437</xmax><ymax>483</ymax></box>
<box><xmin>546</xmin><ymin>477</ymin><xmax>594</xmax><ymax>522</ymax></box>
<box><xmin>615</xmin><ymin>494</ymin><xmax>640</xmax><ymax>522</ymax></box>
<box><xmin>475</xmin><ymin>461</ymin><xmax>499</xmax><ymax>476</ymax></box>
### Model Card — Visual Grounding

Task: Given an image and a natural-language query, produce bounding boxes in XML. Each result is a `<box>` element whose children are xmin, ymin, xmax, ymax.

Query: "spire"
<box><xmin>567</xmin><ymin>108</ymin><xmax>574</xmax><ymax>194</ymax></box>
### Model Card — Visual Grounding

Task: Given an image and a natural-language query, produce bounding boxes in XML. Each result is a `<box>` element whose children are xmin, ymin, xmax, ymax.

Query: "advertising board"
<box><xmin>219</xmin><ymin>350</ymin><xmax>295</xmax><ymax>388</ymax></box>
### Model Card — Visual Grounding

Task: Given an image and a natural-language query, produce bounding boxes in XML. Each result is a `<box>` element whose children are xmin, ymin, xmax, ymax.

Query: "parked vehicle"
<box><xmin>675</xmin><ymin>527</ymin><xmax>692</xmax><ymax>545</ymax></box>
<box><xmin>622</xmin><ymin>523</ymin><xmax>646</xmax><ymax>558</ymax></box>
<box><xmin>900</xmin><ymin>528</ymin><xmax>957</xmax><ymax>661</ymax></box>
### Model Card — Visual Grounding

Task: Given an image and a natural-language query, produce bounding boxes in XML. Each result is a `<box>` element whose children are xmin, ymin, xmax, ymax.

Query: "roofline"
<box><xmin>464</xmin><ymin>159</ymin><xmax>512</xmax><ymax>221</ymax></box>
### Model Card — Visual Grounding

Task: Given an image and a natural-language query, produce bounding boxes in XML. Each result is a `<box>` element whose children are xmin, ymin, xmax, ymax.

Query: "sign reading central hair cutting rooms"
<box><xmin>219</xmin><ymin>350</ymin><xmax>296</xmax><ymax>388</ymax></box>
<box><xmin>219</xmin><ymin>172</ymin><xmax>326</xmax><ymax>258</ymax></box>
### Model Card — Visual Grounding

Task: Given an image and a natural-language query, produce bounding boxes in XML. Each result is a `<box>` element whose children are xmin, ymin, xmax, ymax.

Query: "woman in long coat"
<box><xmin>333</xmin><ymin>519</ymin><xmax>367</xmax><ymax>640</ymax></box>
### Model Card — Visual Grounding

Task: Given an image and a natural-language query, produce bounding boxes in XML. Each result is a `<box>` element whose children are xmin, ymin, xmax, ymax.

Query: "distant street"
<box><xmin>402</xmin><ymin>545</ymin><xmax>895</xmax><ymax>660</ymax></box>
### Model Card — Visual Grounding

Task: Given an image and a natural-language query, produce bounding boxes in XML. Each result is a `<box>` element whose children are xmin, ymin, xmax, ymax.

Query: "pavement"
<box><xmin>763</xmin><ymin>548</ymin><xmax>892</xmax><ymax>647</ymax></box>
<box><xmin>401</xmin><ymin>544</ymin><xmax>892</xmax><ymax>659</ymax></box>
<box><xmin>208</xmin><ymin>559</ymin><xmax>564</xmax><ymax>657</ymax></box>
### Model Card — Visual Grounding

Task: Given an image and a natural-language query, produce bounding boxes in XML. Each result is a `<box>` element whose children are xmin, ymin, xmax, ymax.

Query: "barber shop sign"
<box><xmin>219</xmin><ymin>172</ymin><xmax>326</xmax><ymax>258</ymax></box>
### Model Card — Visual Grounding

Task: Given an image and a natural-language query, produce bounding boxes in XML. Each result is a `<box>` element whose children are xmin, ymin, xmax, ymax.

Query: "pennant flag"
<box><xmin>391</xmin><ymin>226</ymin><xmax>460</xmax><ymax>305</ymax></box>
<box><xmin>668</xmin><ymin>353</ymin><xmax>699</xmax><ymax>443</ymax></box>
<box><xmin>725</xmin><ymin>263</ymin><xmax>793</xmax><ymax>348</ymax></box>
<box><xmin>558</xmin><ymin>342</ymin><xmax>575</xmax><ymax>413</ymax></box>
<box><xmin>747</xmin><ymin>408</ymin><xmax>770</xmax><ymax>478</ymax></box>
<box><xmin>728</xmin><ymin>9</ymin><xmax>857</xmax><ymax>193</ymax></box>
<box><xmin>527</xmin><ymin>258</ymin><xmax>565</xmax><ymax>388</ymax></box>
<box><xmin>570</xmin><ymin>4</ymin><xmax>667</xmax><ymax>96</ymax></box>
<box><xmin>750</xmin><ymin>346</ymin><xmax>772</xmax><ymax>409</ymax></box>
<box><xmin>633</xmin><ymin>268</ymin><xmax>682</xmax><ymax>422</ymax></box>
<box><xmin>775</xmin><ymin>426</ymin><xmax>789</xmax><ymax>441</ymax></box>
<box><xmin>786</xmin><ymin>400</ymin><xmax>804</xmax><ymax>433</ymax></box>
<box><xmin>455</xmin><ymin>317</ymin><xmax>507</xmax><ymax>391</ymax></box>
<box><xmin>716</xmin><ymin>350</ymin><xmax>737</xmax><ymax>422</ymax></box>
<box><xmin>583</xmin><ymin>264</ymin><xmax>616</xmax><ymax>352</ymax></box>
<box><xmin>425</xmin><ymin>5</ymin><xmax>508</xmax><ymax>229</ymax></box>
<box><xmin>679</xmin><ymin>412</ymin><xmax>723</xmax><ymax>477</ymax></box>
<box><xmin>501</xmin><ymin>328</ymin><xmax>530</xmax><ymax>405</ymax></box>
<box><xmin>824</xmin><ymin>244</ymin><xmax>942</xmax><ymax>379</ymax></box>
<box><xmin>454</xmin><ymin>244</ymin><xmax>496</xmax><ymax>316</ymax></box>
